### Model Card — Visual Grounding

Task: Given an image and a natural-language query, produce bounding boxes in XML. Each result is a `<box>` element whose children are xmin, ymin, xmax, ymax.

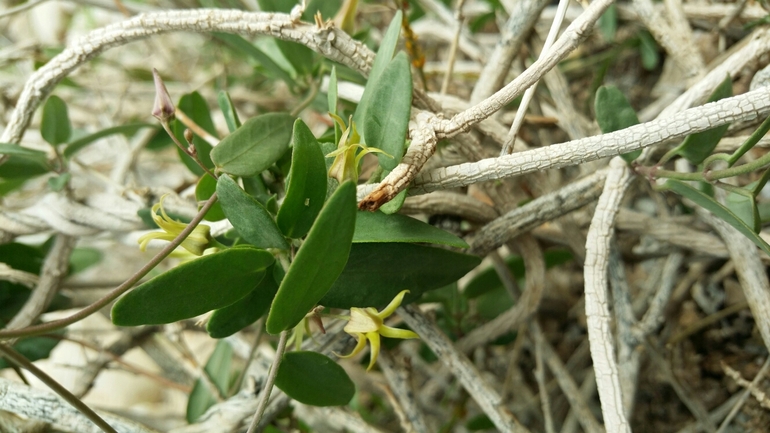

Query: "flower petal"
<box><xmin>336</xmin><ymin>332</ymin><xmax>367</xmax><ymax>359</ymax></box>
<box><xmin>344</xmin><ymin>308</ymin><xmax>382</xmax><ymax>334</ymax></box>
<box><xmin>378</xmin><ymin>289</ymin><xmax>410</xmax><ymax>319</ymax></box>
<box><xmin>379</xmin><ymin>325</ymin><xmax>419</xmax><ymax>340</ymax></box>
<box><xmin>365</xmin><ymin>331</ymin><xmax>381</xmax><ymax>371</ymax></box>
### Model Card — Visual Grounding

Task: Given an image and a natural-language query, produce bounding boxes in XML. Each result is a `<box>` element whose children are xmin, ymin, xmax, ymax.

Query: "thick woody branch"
<box><xmin>0</xmin><ymin>9</ymin><xmax>375</xmax><ymax>147</ymax></box>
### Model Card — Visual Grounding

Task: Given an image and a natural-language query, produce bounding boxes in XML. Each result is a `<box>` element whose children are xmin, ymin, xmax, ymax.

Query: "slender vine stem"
<box><xmin>246</xmin><ymin>330</ymin><xmax>289</xmax><ymax>433</ymax></box>
<box><xmin>0</xmin><ymin>193</ymin><xmax>219</xmax><ymax>340</ymax></box>
<box><xmin>0</xmin><ymin>343</ymin><xmax>119</xmax><ymax>433</ymax></box>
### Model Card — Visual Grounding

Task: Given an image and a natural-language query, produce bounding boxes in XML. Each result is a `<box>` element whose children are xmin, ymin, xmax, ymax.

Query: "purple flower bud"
<box><xmin>152</xmin><ymin>68</ymin><xmax>175</xmax><ymax>122</ymax></box>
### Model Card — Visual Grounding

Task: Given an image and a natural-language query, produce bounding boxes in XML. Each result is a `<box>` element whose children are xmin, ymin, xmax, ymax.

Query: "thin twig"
<box><xmin>246</xmin><ymin>330</ymin><xmax>288</xmax><ymax>433</ymax></box>
<box><xmin>0</xmin><ymin>343</ymin><xmax>119</xmax><ymax>433</ymax></box>
<box><xmin>0</xmin><ymin>193</ymin><xmax>219</xmax><ymax>340</ymax></box>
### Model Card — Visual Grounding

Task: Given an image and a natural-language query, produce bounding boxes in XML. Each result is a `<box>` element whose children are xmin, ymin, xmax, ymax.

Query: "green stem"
<box><xmin>752</xmin><ymin>167</ymin><xmax>770</xmax><ymax>196</ymax></box>
<box><xmin>702</xmin><ymin>152</ymin><xmax>731</xmax><ymax>169</ymax></box>
<box><xmin>0</xmin><ymin>193</ymin><xmax>219</xmax><ymax>340</ymax></box>
<box><xmin>706</xmin><ymin>150</ymin><xmax>770</xmax><ymax>181</ymax></box>
<box><xmin>727</xmin><ymin>113</ymin><xmax>770</xmax><ymax>166</ymax></box>
<box><xmin>0</xmin><ymin>343</ymin><xmax>119</xmax><ymax>433</ymax></box>
<box><xmin>160</xmin><ymin>121</ymin><xmax>218</xmax><ymax>180</ymax></box>
<box><xmin>246</xmin><ymin>330</ymin><xmax>289</xmax><ymax>433</ymax></box>
<box><xmin>290</xmin><ymin>79</ymin><xmax>319</xmax><ymax>117</ymax></box>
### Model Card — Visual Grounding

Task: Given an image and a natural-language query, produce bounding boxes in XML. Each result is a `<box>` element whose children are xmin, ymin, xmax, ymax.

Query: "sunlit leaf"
<box><xmin>266</xmin><ymin>181</ymin><xmax>357</xmax><ymax>334</ymax></box>
<box><xmin>353</xmin><ymin>9</ymin><xmax>402</xmax><ymax>142</ymax></box>
<box><xmin>364</xmin><ymin>51</ymin><xmax>412</xmax><ymax>170</ymax></box>
<box><xmin>211</xmin><ymin>113</ymin><xmax>294</xmax><ymax>177</ymax></box>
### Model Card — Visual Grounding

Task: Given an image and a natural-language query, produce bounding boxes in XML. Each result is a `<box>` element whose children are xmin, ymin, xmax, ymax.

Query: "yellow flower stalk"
<box><xmin>337</xmin><ymin>290</ymin><xmax>419</xmax><ymax>371</ymax></box>
<box><xmin>138</xmin><ymin>195</ymin><xmax>211</xmax><ymax>256</ymax></box>
<box><xmin>326</xmin><ymin>114</ymin><xmax>391</xmax><ymax>183</ymax></box>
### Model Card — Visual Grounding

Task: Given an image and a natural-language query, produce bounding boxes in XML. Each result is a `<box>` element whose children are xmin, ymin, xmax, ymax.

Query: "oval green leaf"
<box><xmin>217</xmin><ymin>175</ymin><xmax>289</xmax><ymax>250</ymax></box>
<box><xmin>266</xmin><ymin>181</ymin><xmax>357</xmax><ymax>334</ymax></box>
<box><xmin>677</xmin><ymin>75</ymin><xmax>733</xmax><ymax>165</ymax></box>
<box><xmin>174</xmin><ymin>92</ymin><xmax>217</xmax><ymax>175</ymax></box>
<box><xmin>111</xmin><ymin>247</ymin><xmax>274</xmax><ymax>326</ymax></box>
<box><xmin>276</xmin><ymin>120</ymin><xmax>328</xmax><ymax>238</ymax></box>
<box><xmin>664</xmin><ymin>179</ymin><xmax>770</xmax><ymax>256</ymax></box>
<box><xmin>595</xmin><ymin>85</ymin><xmax>641</xmax><ymax>162</ymax></box>
<box><xmin>320</xmin><ymin>243</ymin><xmax>482</xmax><ymax>309</ymax></box>
<box><xmin>207</xmin><ymin>264</ymin><xmax>279</xmax><ymax>338</ymax></box>
<box><xmin>275</xmin><ymin>351</ymin><xmax>355</xmax><ymax>406</ymax></box>
<box><xmin>364</xmin><ymin>51</ymin><xmax>412</xmax><ymax>171</ymax></box>
<box><xmin>211</xmin><ymin>113</ymin><xmax>295</xmax><ymax>177</ymax></box>
<box><xmin>353</xmin><ymin>211</ymin><xmax>468</xmax><ymax>248</ymax></box>
<box><xmin>41</xmin><ymin>95</ymin><xmax>71</xmax><ymax>146</ymax></box>
<box><xmin>196</xmin><ymin>174</ymin><xmax>226</xmax><ymax>222</ymax></box>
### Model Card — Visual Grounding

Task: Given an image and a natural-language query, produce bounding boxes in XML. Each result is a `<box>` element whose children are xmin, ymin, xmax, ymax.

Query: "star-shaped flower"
<box><xmin>337</xmin><ymin>290</ymin><xmax>419</xmax><ymax>371</ymax></box>
<box><xmin>326</xmin><ymin>113</ymin><xmax>391</xmax><ymax>183</ymax></box>
<box><xmin>138</xmin><ymin>195</ymin><xmax>211</xmax><ymax>256</ymax></box>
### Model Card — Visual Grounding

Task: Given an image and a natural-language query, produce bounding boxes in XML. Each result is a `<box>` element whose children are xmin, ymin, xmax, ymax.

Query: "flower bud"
<box><xmin>152</xmin><ymin>68</ymin><xmax>175</xmax><ymax>122</ymax></box>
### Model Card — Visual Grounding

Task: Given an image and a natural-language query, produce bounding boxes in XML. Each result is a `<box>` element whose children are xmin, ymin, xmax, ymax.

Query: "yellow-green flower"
<box><xmin>326</xmin><ymin>113</ymin><xmax>391</xmax><ymax>183</ymax></box>
<box><xmin>337</xmin><ymin>290</ymin><xmax>419</xmax><ymax>371</ymax></box>
<box><xmin>138</xmin><ymin>195</ymin><xmax>211</xmax><ymax>256</ymax></box>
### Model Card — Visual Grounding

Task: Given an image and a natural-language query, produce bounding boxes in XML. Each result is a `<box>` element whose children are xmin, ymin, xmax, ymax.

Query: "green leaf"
<box><xmin>320</xmin><ymin>243</ymin><xmax>481</xmax><ymax>309</ymax></box>
<box><xmin>0</xmin><ymin>335</ymin><xmax>61</xmax><ymax>370</ymax></box>
<box><xmin>726</xmin><ymin>189</ymin><xmax>760</xmax><ymax>233</ymax></box>
<box><xmin>174</xmin><ymin>92</ymin><xmax>217</xmax><ymax>175</ymax></box>
<box><xmin>111</xmin><ymin>247</ymin><xmax>274</xmax><ymax>326</ymax></box>
<box><xmin>256</xmin><ymin>0</ymin><xmax>314</xmax><ymax>76</ymax></box>
<box><xmin>379</xmin><ymin>186</ymin><xmax>407</xmax><ymax>214</ymax></box>
<box><xmin>41</xmin><ymin>95</ymin><xmax>71</xmax><ymax>146</ymax></box>
<box><xmin>68</xmin><ymin>247</ymin><xmax>102</xmax><ymax>275</ymax></box>
<box><xmin>364</xmin><ymin>51</ymin><xmax>412</xmax><ymax>170</ymax></box>
<box><xmin>303</xmin><ymin>0</ymin><xmax>343</xmax><ymax>21</ymax></box>
<box><xmin>47</xmin><ymin>173</ymin><xmax>70</xmax><ymax>191</ymax></box>
<box><xmin>186</xmin><ymin>340</ymin><xmax>232</xmax><ymax>422</ymax></box>
<box><xmin>276</xmin><ymin>120</ymin><xmax>328</xmax><ymax>238</ymax></box>
<box><xmin>217</xmin><ymin>175</ymin><xmax>288</xmax><ymax>249</ymax></box>
<box><xmin>275</xmin><ymin>351</ymin><xmax>355</xmax><ymax>406</ymax></box>
<box><xmin>196</xmin><ymin>174</ymin><xmax>226</xmax><ymax>222</ymax></box>
<box><xmin>353</xmin><ymin>10</ymin><xmax>402</xmax><ymax>142</ymax></box>
<box><xmin>638</xmin><ymin>31</ymin><xmax>659</xmax><ymax>71</ymax></box>
<box><xmin>0</xmin><ymin>155</ymin><xmax>50</xmax><ymax>179</ymax></box>
<box><xmin>213</xmin><ymin>33</ymin><xmax>297</xmax><ymax>89</ymax></box>
<box><xmin>598</xmin><ymin>4</ymin><xmax>617</xmax><ymax>42</ymax></box>
<box><xmin>217</xmin><ymin>91</ymin><xmax>242</xmax><ymax>133</ymax></box>
<box><xmin>63</xmin><ymin>123</ymin><xmax>155</xmax><ymax>159</ymax></box>
<box><xmin>664</xmin><ymin>179</ymin><xmax>770</xmax><ymax>256</ymax></box>
<box><xmin>677</xmin><ymin>75</ymin><xmax>733</xmax><ymax>165</ymax></box>
<box><xmin>595</xmin><ymin>85</ymin><xmax>641</xmax><ymax>162</ymax></box>
<box><xmin>207</xmin><ymin>264</ymin><xmax>278</xmax><ymax>338</ymax></box>
<box><xmin>0</xmin><ymin>143</ymin><xmax>49</xmax><ymax>163</ymax></box>
<box><xmin>353</xmin><ymin>211</ymin><xmax>468</xmax><ymax>248</ymax></box>
<box><xmin>266</xmin><ymin>181</ymin><xmax>357</xmax><ymax>334</ymax></box>
<box><xmin>211</xmin><ymin>113</ymin><xmax>294</xmax><ymax>177</ymax></box>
